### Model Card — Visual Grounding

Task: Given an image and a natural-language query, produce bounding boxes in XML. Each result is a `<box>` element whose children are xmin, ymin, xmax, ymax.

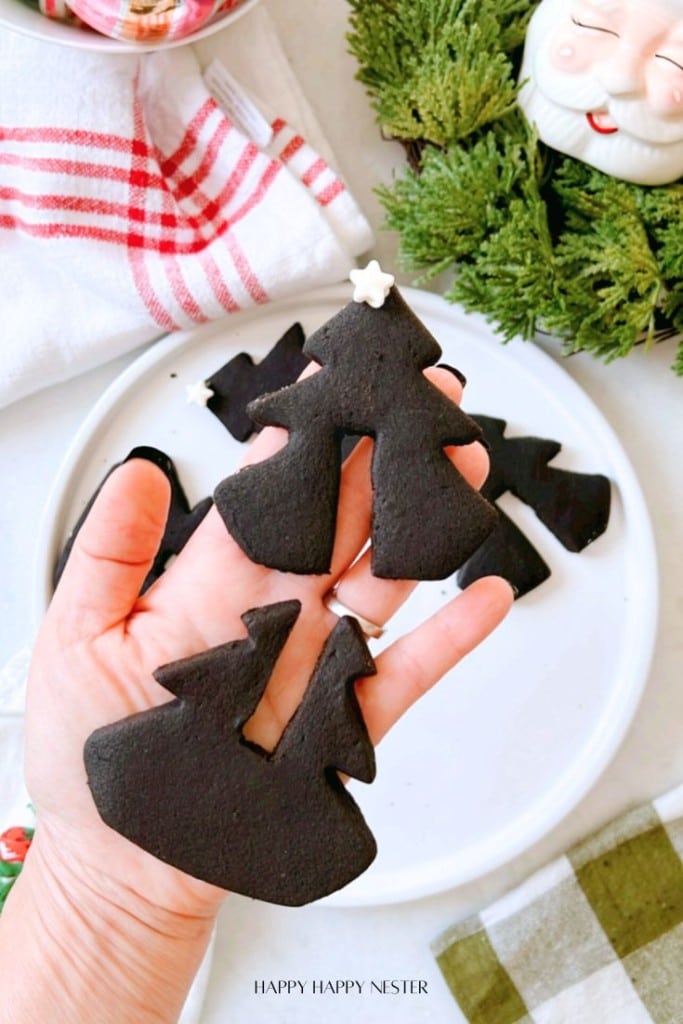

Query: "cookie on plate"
<box><xmin>458</xmin><ymin>415</ymin><xmax>611</xmax><ymax>596</ymax></box>
<box><xmin>205</xmin><ymin>322</ymin><xmax>309</xmax><ymax>443</ymax></box>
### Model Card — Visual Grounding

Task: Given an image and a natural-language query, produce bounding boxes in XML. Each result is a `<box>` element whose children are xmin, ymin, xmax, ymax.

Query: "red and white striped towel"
<box><xmin>0</xmin><ymin>16</ymin><xmax>373</xmax><ymax>409</ymax></box>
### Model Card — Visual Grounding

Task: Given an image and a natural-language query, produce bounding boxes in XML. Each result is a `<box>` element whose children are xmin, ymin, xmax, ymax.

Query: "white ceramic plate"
<box><xmin>34</xmin><ymin>285</ymin><xmax>658</xmax><ymax>907</ymax></box>
<box><xmin>0</xmin><ymin>0</ymin><xmax>258</xmax><ymax>51</ymax></box>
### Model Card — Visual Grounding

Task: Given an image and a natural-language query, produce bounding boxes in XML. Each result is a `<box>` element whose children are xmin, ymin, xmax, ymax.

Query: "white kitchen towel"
<box><xmin>0</xmin><ymin>5</ymin><xmax>373</xmax><ymax>409</ymax></box>
<box><xmin>0</xmin><ymin>650</ymin><xmax>211</xmax><ymax>1024</ymax></box>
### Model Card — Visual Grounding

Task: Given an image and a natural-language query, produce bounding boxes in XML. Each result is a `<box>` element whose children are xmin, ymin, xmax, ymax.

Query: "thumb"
<box><xmin>49</xmin><ymin>458</ymin><xmax>170</xmax><ymax>642</ymax></box>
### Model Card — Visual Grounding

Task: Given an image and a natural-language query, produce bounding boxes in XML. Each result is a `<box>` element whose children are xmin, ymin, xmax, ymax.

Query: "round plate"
<box><xmin>35</xmin><ymin>285</ymin><xmax>658</xmax><ymax>907</ymax></box>
<box><xmin>0</xmin><ymin>0</ymin><xmax>258</xmax><ymax>51</ymax></box>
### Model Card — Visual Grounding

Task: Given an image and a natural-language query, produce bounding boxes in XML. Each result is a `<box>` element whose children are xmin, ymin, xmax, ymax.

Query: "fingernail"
<box><xmin>437</xmin><ymin>363</ymin><xmax>467</xmax><ymax>387</ymax></box>
<box><xmin>125</xmin><ymin>446</ymin><xmax>171</xmax><ymax>473</ymax></box>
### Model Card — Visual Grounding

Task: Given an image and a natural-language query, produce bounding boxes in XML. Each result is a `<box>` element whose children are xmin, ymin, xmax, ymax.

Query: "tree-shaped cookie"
<box><xmin>54</xmin><ymin>446</ymin><xmax>212</xmax><ymax>594</ymax></box>
<box><xmin>84</xmin><ymin>600</ymin><xmax>379</xmax><ymax>906</ymax></box>
<box><xmin>458</xmin><ymin>508</ymin><xmax>551</xmax><ymax>598</ymax></box>
<box><xmin>205</xmin><ymin>322</ymin><xmax>310</xmax><ymax>442</ymax></box>
<box><xmin>214</xmin><ymin>275</ymin><xmax>497</xmax><ymax>579</ymax></box>
<box><xmin>458</xmin><ymin>415</ymin><xmax>611</xmax><ymax>596</ymax></box>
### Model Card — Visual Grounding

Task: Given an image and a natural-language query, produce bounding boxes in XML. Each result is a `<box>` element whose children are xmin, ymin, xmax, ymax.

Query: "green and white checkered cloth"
<box><xmin>433</xmin><ymin>785</ymin><xmax>683</xmax><ymax>1024</ymax></box>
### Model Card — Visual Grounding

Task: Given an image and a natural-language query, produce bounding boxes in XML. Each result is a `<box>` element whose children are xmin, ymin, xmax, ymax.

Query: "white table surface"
<box><xmin>1</xmin><ymin>1</ymin><xmax>682</xmax><ymax>1021</ymax></box>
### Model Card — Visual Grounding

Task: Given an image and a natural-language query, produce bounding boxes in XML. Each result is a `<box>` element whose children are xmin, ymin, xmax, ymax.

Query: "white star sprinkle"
<box><xmin>185</xmin><ymin>380</ymin><xmax>214</xmax><ymax>407</ymax></box>
<box><xmin>349</xmin><ymin>260</ymin><xmax>395</xmax><ymax>308</ymax></box>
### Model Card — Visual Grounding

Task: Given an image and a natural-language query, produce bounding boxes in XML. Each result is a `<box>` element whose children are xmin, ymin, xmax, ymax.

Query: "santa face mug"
<box><xmin>518</xmin><ymin>0</ymin><xmax>683</xmax><ymax>184</ymax></box>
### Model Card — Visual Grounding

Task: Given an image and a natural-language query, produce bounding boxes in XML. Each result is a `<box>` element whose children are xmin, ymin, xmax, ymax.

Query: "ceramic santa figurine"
<box><xmin>518</xmin><ymin>0</ymin><xmax>683</xmax><ymax>184</ymax></box>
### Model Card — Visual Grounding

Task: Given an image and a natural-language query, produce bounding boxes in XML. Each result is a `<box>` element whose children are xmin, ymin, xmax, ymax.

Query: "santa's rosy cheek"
<box><xmin>550</xmin><ymin>32</ymin><xmax>598</xmax><ymax>73</ymax></box>
<box><xmin>647</xmin><ymin>71</ymin><xmax>683</xmax><ymax>115</ymax></box>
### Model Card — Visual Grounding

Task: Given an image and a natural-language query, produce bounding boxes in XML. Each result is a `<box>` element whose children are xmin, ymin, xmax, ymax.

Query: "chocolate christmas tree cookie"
<box><xmin>214</xmin><ymin>263</ymin><xmax>498</xmax><ymax>579</ymax></box>
<box><xmin>84</xmin><ymin>601</ymin><xmax>378</xmax><ymax>906</ymax></box>
<box><xmin>205</xmin><ymin>322</ymin><xmax>310</xmax><ymax>442</ymax></box>
<box><xmin>471</xmin><ymin>415</ymin><xmax>611</xmax><ymax>552</ymax></box>
<box><xmin>457</xmin><ymin>508</ymin><xmax>551</xmax><ymax>598</ymax></box>
<box><xmin>458</xmin><ymin>415</ymin><xmax>611</xmax><ymax>596</ymax></box>
<box><xmin>54</xmin><ymin>446</ymin><xmax>212</xmax><ymax>594</ymax></box>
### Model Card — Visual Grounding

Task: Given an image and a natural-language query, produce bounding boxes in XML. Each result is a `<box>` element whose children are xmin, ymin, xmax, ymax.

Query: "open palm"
<box><xmin>25</xmin><ymin>366</ymin><xmax>512</xmax><ymax>916</ymax></box>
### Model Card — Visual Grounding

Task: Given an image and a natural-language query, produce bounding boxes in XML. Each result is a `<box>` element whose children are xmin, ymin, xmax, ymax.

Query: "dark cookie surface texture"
<box><xmin>457</xmin><ymin>507</ymin><xmax>551</xmax><ymax>598</ymax></box>
<box><xmin>206</xmin><ymin>323</ymin><xmax>309</xmax><ymax>442</ymax></box>
<box><xmin>215</xmin><ymin>289</ymin><xmax>497</xmax><ymax>579</ymax></box>
<box><xmin>473</xmin><ymin>416</ymin><xmax>611</xmax><ymax>553</ymax></box>
<box><xmin>84</xmin><ymin>601</ymin><xmax>378</xmax><ymax>906</ymax></box>
<box><xmin>458</xmin><ymin>416</ymin><xmax>611</xmax><ymax>596</ymax></box>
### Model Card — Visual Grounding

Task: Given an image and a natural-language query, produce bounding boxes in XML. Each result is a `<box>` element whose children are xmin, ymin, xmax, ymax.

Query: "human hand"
<box><xmin>13</xmin><ymin>367</ymin><xmax>511</xmax><ymax>1019</ymax></box>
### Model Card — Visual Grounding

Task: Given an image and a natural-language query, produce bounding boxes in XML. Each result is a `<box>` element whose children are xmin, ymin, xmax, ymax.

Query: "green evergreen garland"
<box><xmin>348</xmin><ymin>0</ymin><xmax>683</xmax><ymax>375</ymax></box>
